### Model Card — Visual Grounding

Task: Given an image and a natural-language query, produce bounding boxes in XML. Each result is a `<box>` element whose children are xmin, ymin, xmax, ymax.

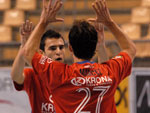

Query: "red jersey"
<box><xmin>13</xmin><ymin>68</ymin><xmax>56</xmax><ymax>113</ymax></box>
<box><xmin>32</xmin><ymin>52</ymin><xmax>132</xmax><ymax>113</ymax></box>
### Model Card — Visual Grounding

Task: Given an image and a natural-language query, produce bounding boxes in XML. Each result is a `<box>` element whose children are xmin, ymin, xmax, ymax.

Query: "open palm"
<box><xmin>40</xmin><ymin>0</ymin><xmax>64</xmax><ymax>25</ymax></box>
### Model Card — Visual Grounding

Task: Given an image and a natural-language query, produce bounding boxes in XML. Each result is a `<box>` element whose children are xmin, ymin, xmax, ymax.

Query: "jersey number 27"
<box><xmin>74</xmin><ymin>86</ymin><xmax>110</xmax><ymax>113</ymax></box>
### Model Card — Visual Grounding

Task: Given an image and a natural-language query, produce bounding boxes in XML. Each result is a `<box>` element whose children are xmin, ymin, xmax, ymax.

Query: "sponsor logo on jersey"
<box><xmin>71</xmin><ymin>76</ymin><xmax>112</xmax><ymax>86</ymax></box>
<box><xmin>41</xmin><ymin>95</ymin><xmax>55</xmax><ymax>113</ymax></box>
<box><xmin>41</xmin><ymin>103</ymin><xmax>54</xmax><ymax>113</ymax></box>
<box><xmin>39</xmin><ymin>56</ymin><xmax>53</xmax><ymax>64</ymax></box>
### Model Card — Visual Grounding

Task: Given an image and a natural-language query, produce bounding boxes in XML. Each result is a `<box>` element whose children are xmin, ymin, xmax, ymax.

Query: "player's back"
<box><xmin>32</xmin><ymin>52</ymin><xmax>131</xmax><ymax>113</ymax></box>
<box><xmin>50</xmin><ymin>61</ymin><xmax>118</xmax><ymax>113</ymax></box>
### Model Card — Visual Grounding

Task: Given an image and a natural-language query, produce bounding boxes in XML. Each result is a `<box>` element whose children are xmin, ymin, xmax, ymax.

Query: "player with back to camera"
<box><xmin>11</xmin><ymin>2</ymin><xmax>108</xmax><ymax>113</ymax></box>
<box><xmin>22</xmin><ymin>0</ymin><xmax>136</xmax><ymax>112</ymax></box>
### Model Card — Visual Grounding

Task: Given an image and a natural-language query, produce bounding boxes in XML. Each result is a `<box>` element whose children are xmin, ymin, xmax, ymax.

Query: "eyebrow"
<box><xmin>49</xmin><ymin>44</ymin><xmax>64</xmax><ymax>47</ymax></box>
<box><xmin>48</xmin><ymin>44</ymin><xmax>65</xmax><ymax>49</ymax></box>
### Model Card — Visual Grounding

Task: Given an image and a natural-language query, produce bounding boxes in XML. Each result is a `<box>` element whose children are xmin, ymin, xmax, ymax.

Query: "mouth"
<box><xmin>55</xmin><ymin>58</ymin><xmax>62</xmax><ymax>61</ymax></box>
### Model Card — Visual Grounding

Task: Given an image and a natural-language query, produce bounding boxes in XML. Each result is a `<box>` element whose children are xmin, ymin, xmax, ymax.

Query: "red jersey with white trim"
<box><xmin>32</xmin><ymin>52</ymin><xmax>132</xmax><ymax>113</ymax></box>
<box><xmin>13</xmin><ymin>68</ymin><xmax>56</xmax><ymax>113</ymax></box>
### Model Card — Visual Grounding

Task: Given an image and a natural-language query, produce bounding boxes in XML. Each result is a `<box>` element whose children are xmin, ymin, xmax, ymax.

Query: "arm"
<box><xmin>23</xmin><ymin>0</ymin><xmax>64</xmax><ymax>64</ymax></box>
<box><xmin>90</xmin><ymin>0</ymin><xmax>136</xmax><ymax>61</ymax></box>
<box><xmin>11</xmin><ymin>20</ymin><xmax>33</xmax><ymax>84</ymax></box>
<box><xmin>94</xmin><ymin>22</ymin><xmax>109</xmax><ymax>63</ymax></box>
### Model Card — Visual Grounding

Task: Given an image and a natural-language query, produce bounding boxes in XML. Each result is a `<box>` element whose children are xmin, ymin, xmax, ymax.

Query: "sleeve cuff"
<box><xmin>13</xmin><ymin>81</ymin><xmax>24</xmax><ymax>91</ymax></box>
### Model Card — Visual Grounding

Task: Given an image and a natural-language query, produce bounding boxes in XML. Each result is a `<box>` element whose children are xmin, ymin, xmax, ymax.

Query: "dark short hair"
<box><xmin>40</xmin><ymin>29</ymin><xmax>65</xmax><ymax>51</ymax></box>
<box><xmin>69</xmin><ymin>20</ymin><xmax>98</xmax><ymax>60</ymax></box>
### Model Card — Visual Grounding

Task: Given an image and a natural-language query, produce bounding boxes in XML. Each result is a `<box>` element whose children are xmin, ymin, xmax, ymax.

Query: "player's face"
<box><xmin>44</xmin><ymin>37</ymin><xmax>65</xmax><ymax>63</ymax></box>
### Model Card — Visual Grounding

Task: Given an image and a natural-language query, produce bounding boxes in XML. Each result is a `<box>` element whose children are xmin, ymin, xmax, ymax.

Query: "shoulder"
<box><xmin>23</xmin><ymin>68</ymin><xmax>35</xmax><ymax>77</ymax></box>
<box><xmin>106</xmin><ymin>52</ymin><xmax>131</xmax><ymax>64</ymax></box>
<box><xmin>51</xmin><ymin>61</ymin><xmax>69</xmax><ymax>71</ymax></box>
<box><xmin>100</xmin><ymin>52</ymin><xmax>132</xmax><ymax>71</ymax></box>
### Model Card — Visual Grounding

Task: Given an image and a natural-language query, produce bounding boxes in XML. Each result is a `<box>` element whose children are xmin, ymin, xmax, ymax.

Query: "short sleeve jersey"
<box><xmin>32</xmin><ymin>52</ymin><xmax>132</xmax><ymax>113</ymax></box>
<box><xmin>13</xmin><ymin>68</ymin><xmax>56</xmax><ymax>113</ymax></box>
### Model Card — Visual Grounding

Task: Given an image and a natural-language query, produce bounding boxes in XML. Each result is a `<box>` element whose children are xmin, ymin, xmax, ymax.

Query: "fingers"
<box><xmin>55</xmin><ymin>18</ymin><xmax>64</xmax><ymax>22</ymax></box>
<box><xmin>52</xmin><ymin>0</ymin><xmax>59</xmax><ymax>11</ymax></box>
<box><xmin>87</xmin><ymin>18</ymin><xmax>97</xmax><ymax>23</ymax></box>
<box><xmin>87</xmin><ymin>18</ymin><xmax>98</xmax><ymax>30</ymax></box>
<box><xmin>20</xmin><ymin>22</ymin><xmax>25</xmax><ymax>35</ymax></box>
<box><xmin>92</xmin><ymin>3</ymin><xmax>99</xmax><ymax>15</ymax></box>
<box><xmin>29</xmin><ymin>22</ymin><xmax>33</xmax><ymax>31</ymax></box>
<box><xmin>20</xmin><ymin>22</ymin><xmax>26</xmax><ymax>35</ymax></box>
<box><xmin>40</xmin><ymin>0</ymin><xmax>63</xmax><ymax>23</ymax></box>
<box><xmin>47</xmin><ymin>0</ymin><xmax>52</xmax><ymax>12</ymax></box>
<box><xmin>92</xmin><ymin>0</ymin><xmax>112</xmax><ymax>24</ymax></box>
<box><xmin>96</xmin><ymin>1</ymin><xmax>101</xmax><ymax>13</ymax></box>
<box><xmin>25</xmin><ymin>20</ymin><xmax>33</xmax><ymax>32</ymax></box>
<box><xmin>87</xmin><ymin>18</ymin><xmax>104</xmax><ymax>32</ymax></box>
<box><xmin>92</xmin><ymin>0</ymin><xmax>107</xmax><ymax>15</ymax></box>
<box><xmin>20</xmin><ymin>20</ymin><xmax>33</xmax><ymax>36</ymax></box>
<box><xmin>53</xmin><ymin>1</ymin><xmax>63</xmax><ymax>22</ymax></box>
<box><xmin>26</xmin><ymin>20</ymin><xmax>33</xmax><ymax>31</ymax></box>
<box><xmin>25</xmin><ymin>20</ymin><xmax>30</xmax><ymax>31</ymax></box>
<box><xmin>48</xmin><ymin>0</ymin><xmax>64</xmax><ymax>22</ymax></box>
<box><xmin>47</xmin><ymin>0</ymin><xmax>62</xmax><ymax>13</ymax></box>
<box><xmin>54</xmin><ymin>0</ymin><xmax>63</xmax><ymax>12</ymax></box>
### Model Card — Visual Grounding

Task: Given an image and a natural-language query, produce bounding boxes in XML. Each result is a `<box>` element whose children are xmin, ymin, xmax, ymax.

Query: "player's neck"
<box><xmin>73</xmin><ymin>55</ymin><xmax>92</xmax><ymax>63</ymax></box>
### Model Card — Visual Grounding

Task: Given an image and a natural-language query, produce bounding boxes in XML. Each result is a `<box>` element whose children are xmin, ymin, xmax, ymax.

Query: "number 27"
<box><xmin>74</xmin><ymin>86</ymin><xmax>110</xmax><ymax>113</ymax></box>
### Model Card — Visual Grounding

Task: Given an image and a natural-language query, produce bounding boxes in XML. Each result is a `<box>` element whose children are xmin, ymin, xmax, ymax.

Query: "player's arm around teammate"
<box><xmin>23</xmin><ymin>0</ymin><xmax>64</xmax><ymax>64</ymax></box>
<box><xmin>11</xmin><ymin>20</ymin><xmax>33</xmax><ymax>84</ymax></box>
<box><xmin>89</xmin><ymin>0</ymin><xmax>136</xmax><ymax>61</ymax></box>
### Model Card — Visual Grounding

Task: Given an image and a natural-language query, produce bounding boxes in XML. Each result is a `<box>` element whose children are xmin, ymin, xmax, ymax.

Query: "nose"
<box><xmin>56</xmin><ymin>47</ymin><xmax>61</xmax><ymax>55</ymax></box>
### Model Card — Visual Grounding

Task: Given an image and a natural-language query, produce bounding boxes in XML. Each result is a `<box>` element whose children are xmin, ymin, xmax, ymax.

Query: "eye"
<box><xmin>59</xmin><ymin>45</ymin><xmax>64</xmax><ymax>50</ymax></box>
<box><xmin>49</xmin><ymin>46</ymin><xmax>57</xmax><ymax>51</ymax></box>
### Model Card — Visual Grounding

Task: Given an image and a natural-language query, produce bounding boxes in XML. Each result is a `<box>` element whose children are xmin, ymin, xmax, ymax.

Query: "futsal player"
<box><xmin>22</xmin><ymin>0</ymin><xmax>136</xmax><ymax>112</ymax></box>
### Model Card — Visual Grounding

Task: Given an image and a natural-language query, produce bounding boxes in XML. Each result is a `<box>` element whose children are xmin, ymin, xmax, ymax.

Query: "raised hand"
<box><xmin>88</xmin><ymin>0</ymin><xmax>113</xmax><ymax>25</ymax></box>
<box><xmin>20</xmin><ymin>20</ymin><xmax>33</xmax><ymax>47</ymax></box>
<box><xmin>93</xmin><ymin>21</ymin><xmax>109</xmax><ymax>63</ymax></box>
<box><xmin>94</xmin><ymin>22</ymin><xmax>105</xmax><ymax>46</ymax></box>
<box><xmin>40</xmin><ymin>0</ymin><xmax>64</xmax><ymax>25</ymax></box>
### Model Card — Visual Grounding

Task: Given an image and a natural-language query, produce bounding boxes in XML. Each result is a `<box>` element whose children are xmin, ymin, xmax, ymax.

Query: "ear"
<box><xmin>38</xmin><ymin>49</ymin><xmax>44</xmax><ymax>55</ymax></box>
<box><xmin>68</xmin><ymin>44</ymin><xmax>73</xmax><ymax>52</ymax></box>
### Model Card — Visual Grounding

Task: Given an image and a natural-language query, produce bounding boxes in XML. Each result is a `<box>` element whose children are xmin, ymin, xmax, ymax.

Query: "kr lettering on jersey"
<box><xmin>41</xmin><ymin>95</ymin><xmax>55</xmax><ymax>113</ymax></box>
<box><xmin>71</xmin><ymin>76</ymin><xmax>112</xmax><ymax>86</ymax></box>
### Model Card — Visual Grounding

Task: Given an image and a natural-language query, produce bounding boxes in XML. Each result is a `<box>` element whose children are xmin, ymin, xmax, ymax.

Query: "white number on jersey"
<box><xmin>74</xmin><ymin>86</ymin><xmax>110</xmax><ymax>113</ymax></box>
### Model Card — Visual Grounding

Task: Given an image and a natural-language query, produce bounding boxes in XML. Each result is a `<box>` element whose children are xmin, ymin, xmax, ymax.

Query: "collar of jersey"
<box><xmin>76</xmin><ymin>60</ymin><xmax>95</xmax><ymax>64</ymax></box>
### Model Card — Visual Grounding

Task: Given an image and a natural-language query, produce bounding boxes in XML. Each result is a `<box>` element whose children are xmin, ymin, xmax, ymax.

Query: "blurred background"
<box><xmin>0</xmin><ymin>0</ymin><xmax>150</xmax><ymax>66</ymax></box>
<box><xmin>0</xmin><ymin>0</ymin><xmax>150</xmax><ymax>113</ymax></box>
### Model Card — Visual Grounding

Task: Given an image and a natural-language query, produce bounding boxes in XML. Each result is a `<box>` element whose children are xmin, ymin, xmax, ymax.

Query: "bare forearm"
<box><xmin>23</xmin><ymin>22</ymin><xmax>47</xmax><ymax>64</ymax></box>
<box><xmin>105</xmin><ymin>21</ymin><xmax>136</xmax><ymax>60</ymax></box>
<box><xmin>97</xmin><ymin>44</ymin><xmax>109</xmax><ymax>63</ymax></box>
<box><xmin>11</xmin><ymin>47</ymin><xmax>25</xmax><ymax>84</ymax></box>
<box><xmin>23</xmin><ymin>0</ymin><xmax>63</xmax><ymax>64</ymax></box>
